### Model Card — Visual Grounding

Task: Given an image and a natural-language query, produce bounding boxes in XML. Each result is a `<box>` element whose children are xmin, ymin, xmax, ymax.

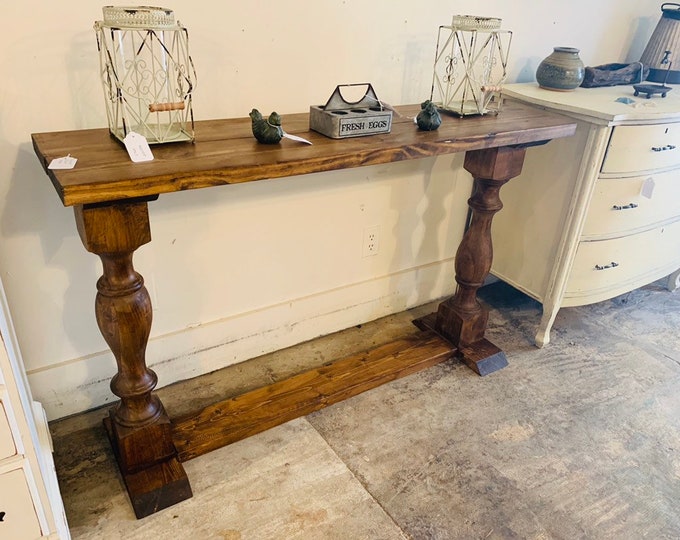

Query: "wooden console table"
<box><xmin>32</xmin><ymin>103</ymin><xmax>575</xmax><ymax>518</ymax></box>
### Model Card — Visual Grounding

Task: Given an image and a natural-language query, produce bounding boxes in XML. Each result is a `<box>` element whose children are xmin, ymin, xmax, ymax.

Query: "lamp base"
<box><xmin>633</xmin><ymin>83</ymin><xmax>672</xmax><ymax>99</ymax></box>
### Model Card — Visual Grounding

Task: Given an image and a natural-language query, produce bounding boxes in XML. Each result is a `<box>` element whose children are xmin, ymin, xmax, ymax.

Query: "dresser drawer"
<box><xmin>0</xmin><ymin>467</ymin><xmax>43</xmax><ymax>539</ymax></box>
<box><xmin>601</xmin><ymin>123</ymin><xmax>680</xmax><ymax>174</ymax></box>
<box><xmin>566</xmin><ymin>220</ymin><xmax>680</xmax><ymax>298</ymax></box>
<box><xmin>583</xmin><ymin>170</ymin><xmax>680</xmax><ymax>238</ymax></box>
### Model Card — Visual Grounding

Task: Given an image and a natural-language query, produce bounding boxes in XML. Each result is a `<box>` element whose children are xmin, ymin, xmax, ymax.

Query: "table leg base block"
<box><xmin>458</xmin><ymin>339</ymin><xmax>508</xmax><ymax>376</ymax></box>
<box><xmin>434</xmin><ymin>301</ymin><xmax>488</xmax><ymax>346</ymax></box>
<box><xmin>107</xmin><ymin>408</ymin><xmax>177</xmax><ymax>473</ymax></box>
<box><xmin>104</xmin><ymin>417</ymin><xmax>192</xmax><ymax>518</ymax></box>
<box><xmin>413</xmin><ymin>314</ymin><xmax>508</xmax><ymax>376</ymax></box>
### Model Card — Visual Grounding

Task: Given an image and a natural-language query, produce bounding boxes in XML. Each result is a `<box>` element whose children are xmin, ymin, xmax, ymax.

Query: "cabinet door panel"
<box><xmin>0</xmin><ymin>467</ymin><xmax>43</xmax><ymax>539</ymax></box>
<box><xmin>583</xmin><ymin>171</ymin><xmax>680</xmax><ymax>238</ymax></box>
<box><xmin>602</xmin><ymin>124</ymin><xmax>680</xmax><ymax>174</ymax></box>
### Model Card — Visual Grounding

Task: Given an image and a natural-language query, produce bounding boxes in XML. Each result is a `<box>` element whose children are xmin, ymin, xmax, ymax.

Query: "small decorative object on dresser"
<box><xmin>491</xmin><ymin>83</ymin><xmax>680</xmax><ymax>347</ymax></box>
<box><xmin>633</xmin><ymin>59</ymin><xmax>674</xmax><ymax>98</ymax></box>
<box><xmin>580</xmin><ymin>62</ymin><xmax>648</xmax><ymax>88</ymax></box>
<box><xmin>633</xmin><ymin>82</ymin><xmax>673</xmax><ymax>98</ymax></box>
<box><xmin>536</xmin><ymin>47</ymin><xmax>585</xmax><ymax>91</ymax></box>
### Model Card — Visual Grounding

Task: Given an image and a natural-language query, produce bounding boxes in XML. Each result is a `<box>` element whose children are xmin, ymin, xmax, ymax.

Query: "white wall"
<box><xmin>0</xmin><ymin>1</ymin><xmax>660</xmax><ymax>419</ymax></box>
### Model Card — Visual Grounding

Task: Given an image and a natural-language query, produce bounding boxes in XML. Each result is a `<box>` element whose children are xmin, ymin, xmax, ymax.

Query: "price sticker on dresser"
<box><xmin>640</xmin><ymin>177</ymin><xmax>655</xmax><ymax>199</ymax></box>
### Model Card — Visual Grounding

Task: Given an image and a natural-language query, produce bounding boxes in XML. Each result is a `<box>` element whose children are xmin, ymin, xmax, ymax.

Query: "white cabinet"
<box><xmin>0</xmin><ymin>465</ymin><xmax>44</xmax><ymax>539</ymax></box>
<box><xmin>0</xmin><ymin>279</ymin><xmax>70</xmax><ymax>539</ymax></box>
<box><xmin>493</xmin><ymin>84</ymin><xmax>680</xmax><ymax>346</ymax></box>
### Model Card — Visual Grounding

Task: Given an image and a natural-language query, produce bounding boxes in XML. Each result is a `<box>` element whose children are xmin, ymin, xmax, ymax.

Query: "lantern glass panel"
<box><xmin>94</xmin><ymin>6</ymin><xmax>196</xmax><ymax>143</ymax></box>
<box><xmin>430</xmin><ymin>16</ymin><xmax>512</xmax><ymax>116</ymax></box>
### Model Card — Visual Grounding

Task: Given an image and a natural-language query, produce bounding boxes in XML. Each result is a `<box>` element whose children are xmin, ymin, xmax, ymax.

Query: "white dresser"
<box><xmin>0</xmin><ymin>279</ymin><xmax>69</xmax><ymax>539</ymax></box>
<box><xmin>492</xmin><ymin>83</ymin><xmax>680</xmax><ymax>346</ymax></box>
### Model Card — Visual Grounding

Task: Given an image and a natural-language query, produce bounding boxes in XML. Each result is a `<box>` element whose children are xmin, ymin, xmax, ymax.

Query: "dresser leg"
<box><xmin>535</xmin><ymin>309</ymin><xmax>558</xmax><ymax>348</ymax></box>
<box><xmin>74</xmin><ymin>201</ymin><xmax>191</xmax><ymax>518</ymax></box>
<box><xmin>432</xmin><ymin>146</ymin><xmax>527</xmax><ymax>375</ymax></box>
<box><xmin>667</xmin><ymin>268</ymin><xmax>680</xmax><ymax>292</ymax></box>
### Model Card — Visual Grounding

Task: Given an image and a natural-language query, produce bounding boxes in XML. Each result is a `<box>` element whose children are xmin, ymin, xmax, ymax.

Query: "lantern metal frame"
<box><xmin>430</xmin><ymin>16</ymin><xmax>512</xmax><ymax>117</ymax></box>
<box><xmin>94</xmin><ymin>6</ymin><xmax>196</xmax><ymax>144</ymax></box>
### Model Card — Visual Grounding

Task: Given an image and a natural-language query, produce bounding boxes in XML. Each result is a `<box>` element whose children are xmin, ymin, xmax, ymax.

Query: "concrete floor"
<box><xmin>50</xmin><ymin>280</ymin><xmax>680</xmax><ymax>539</ymax></box>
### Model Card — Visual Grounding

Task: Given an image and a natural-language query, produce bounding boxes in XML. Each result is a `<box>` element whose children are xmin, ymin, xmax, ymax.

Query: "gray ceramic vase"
<box><xmin>536</xmin><ymin>47</ymin><xmax>585</xmax><ymax>91</ymax></box>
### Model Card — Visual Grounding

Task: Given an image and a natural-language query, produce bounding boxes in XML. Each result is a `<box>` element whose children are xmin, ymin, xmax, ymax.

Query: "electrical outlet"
<box><xmin>362</xmin><ymin>225</ymin><xmax>380</xmax><ymax>257</ymax></box>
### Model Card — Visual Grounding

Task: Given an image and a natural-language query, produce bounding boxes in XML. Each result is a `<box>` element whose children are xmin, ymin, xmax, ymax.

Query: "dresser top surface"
<box><xmin>504</xmin><ymin>83</ymin><xmax>680</xmax><ymax>124</ymax></box>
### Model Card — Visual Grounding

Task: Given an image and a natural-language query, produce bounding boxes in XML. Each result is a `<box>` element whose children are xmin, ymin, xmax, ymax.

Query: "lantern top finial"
<box><xmin>451</xmin><ymin>15</ymin><xmax>501</xmax><ymax>31</ymax></box>
<box><xmin>101</xmin><ymin>6</ymin><xmax>176</xmax><ymax>29</ymax></box>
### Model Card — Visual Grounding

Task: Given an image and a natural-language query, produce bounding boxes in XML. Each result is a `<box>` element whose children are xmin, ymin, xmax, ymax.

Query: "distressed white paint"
<box><xmin>0</xmin><ymin>0</ymin><xmax>661</xmax><ymax>419</ymax></box>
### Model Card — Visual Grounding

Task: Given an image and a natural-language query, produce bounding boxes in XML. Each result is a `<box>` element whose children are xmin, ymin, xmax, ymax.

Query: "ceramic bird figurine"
<box><xmin>250</xmin><ymin>109</ymin><xmax>284</xmax><ymax>144</ymax></box>
<box><xmin>416</xmin><ymin>100</ymin><xmax>442</xmax><ymax>131</ymax></box>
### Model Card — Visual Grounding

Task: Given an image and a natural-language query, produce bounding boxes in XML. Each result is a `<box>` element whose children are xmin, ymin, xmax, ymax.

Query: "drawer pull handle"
<box><xmin>651</xmin><ymin>144</ymin><xmax>676</xmax><ymax>152</ymax></box>
<box><xmin>595</xmin><ymin>262</ymin><xmax>619</xmax><ymax>270</ymax></box>
<box><xmin>612</xmin><ymin>203</ymin><xmax>639</xmax><ymax>210</ymax></box>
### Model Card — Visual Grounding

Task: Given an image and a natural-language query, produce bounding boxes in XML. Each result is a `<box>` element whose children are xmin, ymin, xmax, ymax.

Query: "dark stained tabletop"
<box><xmin>32</xmin><ymin>102</ymin><xmax>576</xmax><ymax>207</ymax></box>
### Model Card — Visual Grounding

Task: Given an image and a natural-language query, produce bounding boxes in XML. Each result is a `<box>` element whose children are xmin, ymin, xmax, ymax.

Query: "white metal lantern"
<box><xmin>94</xmin><ymin>6</ymin><xmax>196</xmax><ymax>143</ymax></box>
<box><xmin>430</xmin><ymin>15</ymin><xmax>512</xmax><ymax>116</ymax></box>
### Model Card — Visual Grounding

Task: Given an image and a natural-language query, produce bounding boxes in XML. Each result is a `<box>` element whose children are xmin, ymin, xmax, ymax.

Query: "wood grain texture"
<box><xmin>75</xmin><ymin>202</ymin><xmax>161</xmax><ymax>429</ymax></box>
<box><xmin>104</xmin><ymin>417</ymin><xmax>192</xmax><ymax>519</ymax></box>
<box><xmin>434</xmin><ymin>147</ymin><xmax>525</xmax><ymax>348</ymax></box>
<box><xmin>413</xmin><ymin>315</ymin><xmax>508</xmax><ymax>376</ymax></box>
<box><xmin>457</xmin><ymin>338</ymin><xmax>508</xmax><ymax>376</ymax></box>
<box><xmin>32</xmin><ymin>103</ymin><xmax>576</xmax><ymax>206</ymax></box>
<box><xmin>171</xmin><ymin>332</ymin><xmax>455</xmax><ymax>462</ymax></box>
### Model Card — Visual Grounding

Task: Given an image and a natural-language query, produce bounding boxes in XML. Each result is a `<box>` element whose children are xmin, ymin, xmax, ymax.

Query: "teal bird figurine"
<box><xmin>250</xmin><ymin>109</ymin><xmax>284</xmax><ymax>144</ymax></box>
<box><xmin>416</xmin><ymin>100</ymin><xmax>442</xmax><ymax>131</ymax></box>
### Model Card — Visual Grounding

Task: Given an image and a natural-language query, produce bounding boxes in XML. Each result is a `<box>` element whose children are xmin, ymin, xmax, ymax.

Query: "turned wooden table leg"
<box><xmin>417</xmin><ymin>146</ymin><xmax>527</xmax><ymax>375</ymax></box>
<box><xmin>74</xmin><ymin>200</ymin><xmax>191</xmax><ymax>518</ymax></box>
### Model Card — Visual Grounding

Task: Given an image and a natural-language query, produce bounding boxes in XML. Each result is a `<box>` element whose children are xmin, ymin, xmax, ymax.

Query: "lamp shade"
<box><xmin>640</xmin><ymin>3</ymin><xmax>680</xmax><ymax>83</ymax></box>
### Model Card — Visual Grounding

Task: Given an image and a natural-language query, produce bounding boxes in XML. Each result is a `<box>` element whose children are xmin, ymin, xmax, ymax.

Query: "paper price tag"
<box><xmin>640</xmin><ymin>177</ymin><xmax>655</xmax><ymax>199</ymax></box>
<box><xmin>282</xmin><ymin>132</ymin><xmax>313</xmax><ymax>145</ymax></box>
<box><xmin>123</xmin><ymin>132</ymin><xmax>154</xmax><ymax>163</ymax></box>
<box><xmin>48</xmin><ymin>154</ymin><xmax>77</xmax><ymax>170</ymax></box>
